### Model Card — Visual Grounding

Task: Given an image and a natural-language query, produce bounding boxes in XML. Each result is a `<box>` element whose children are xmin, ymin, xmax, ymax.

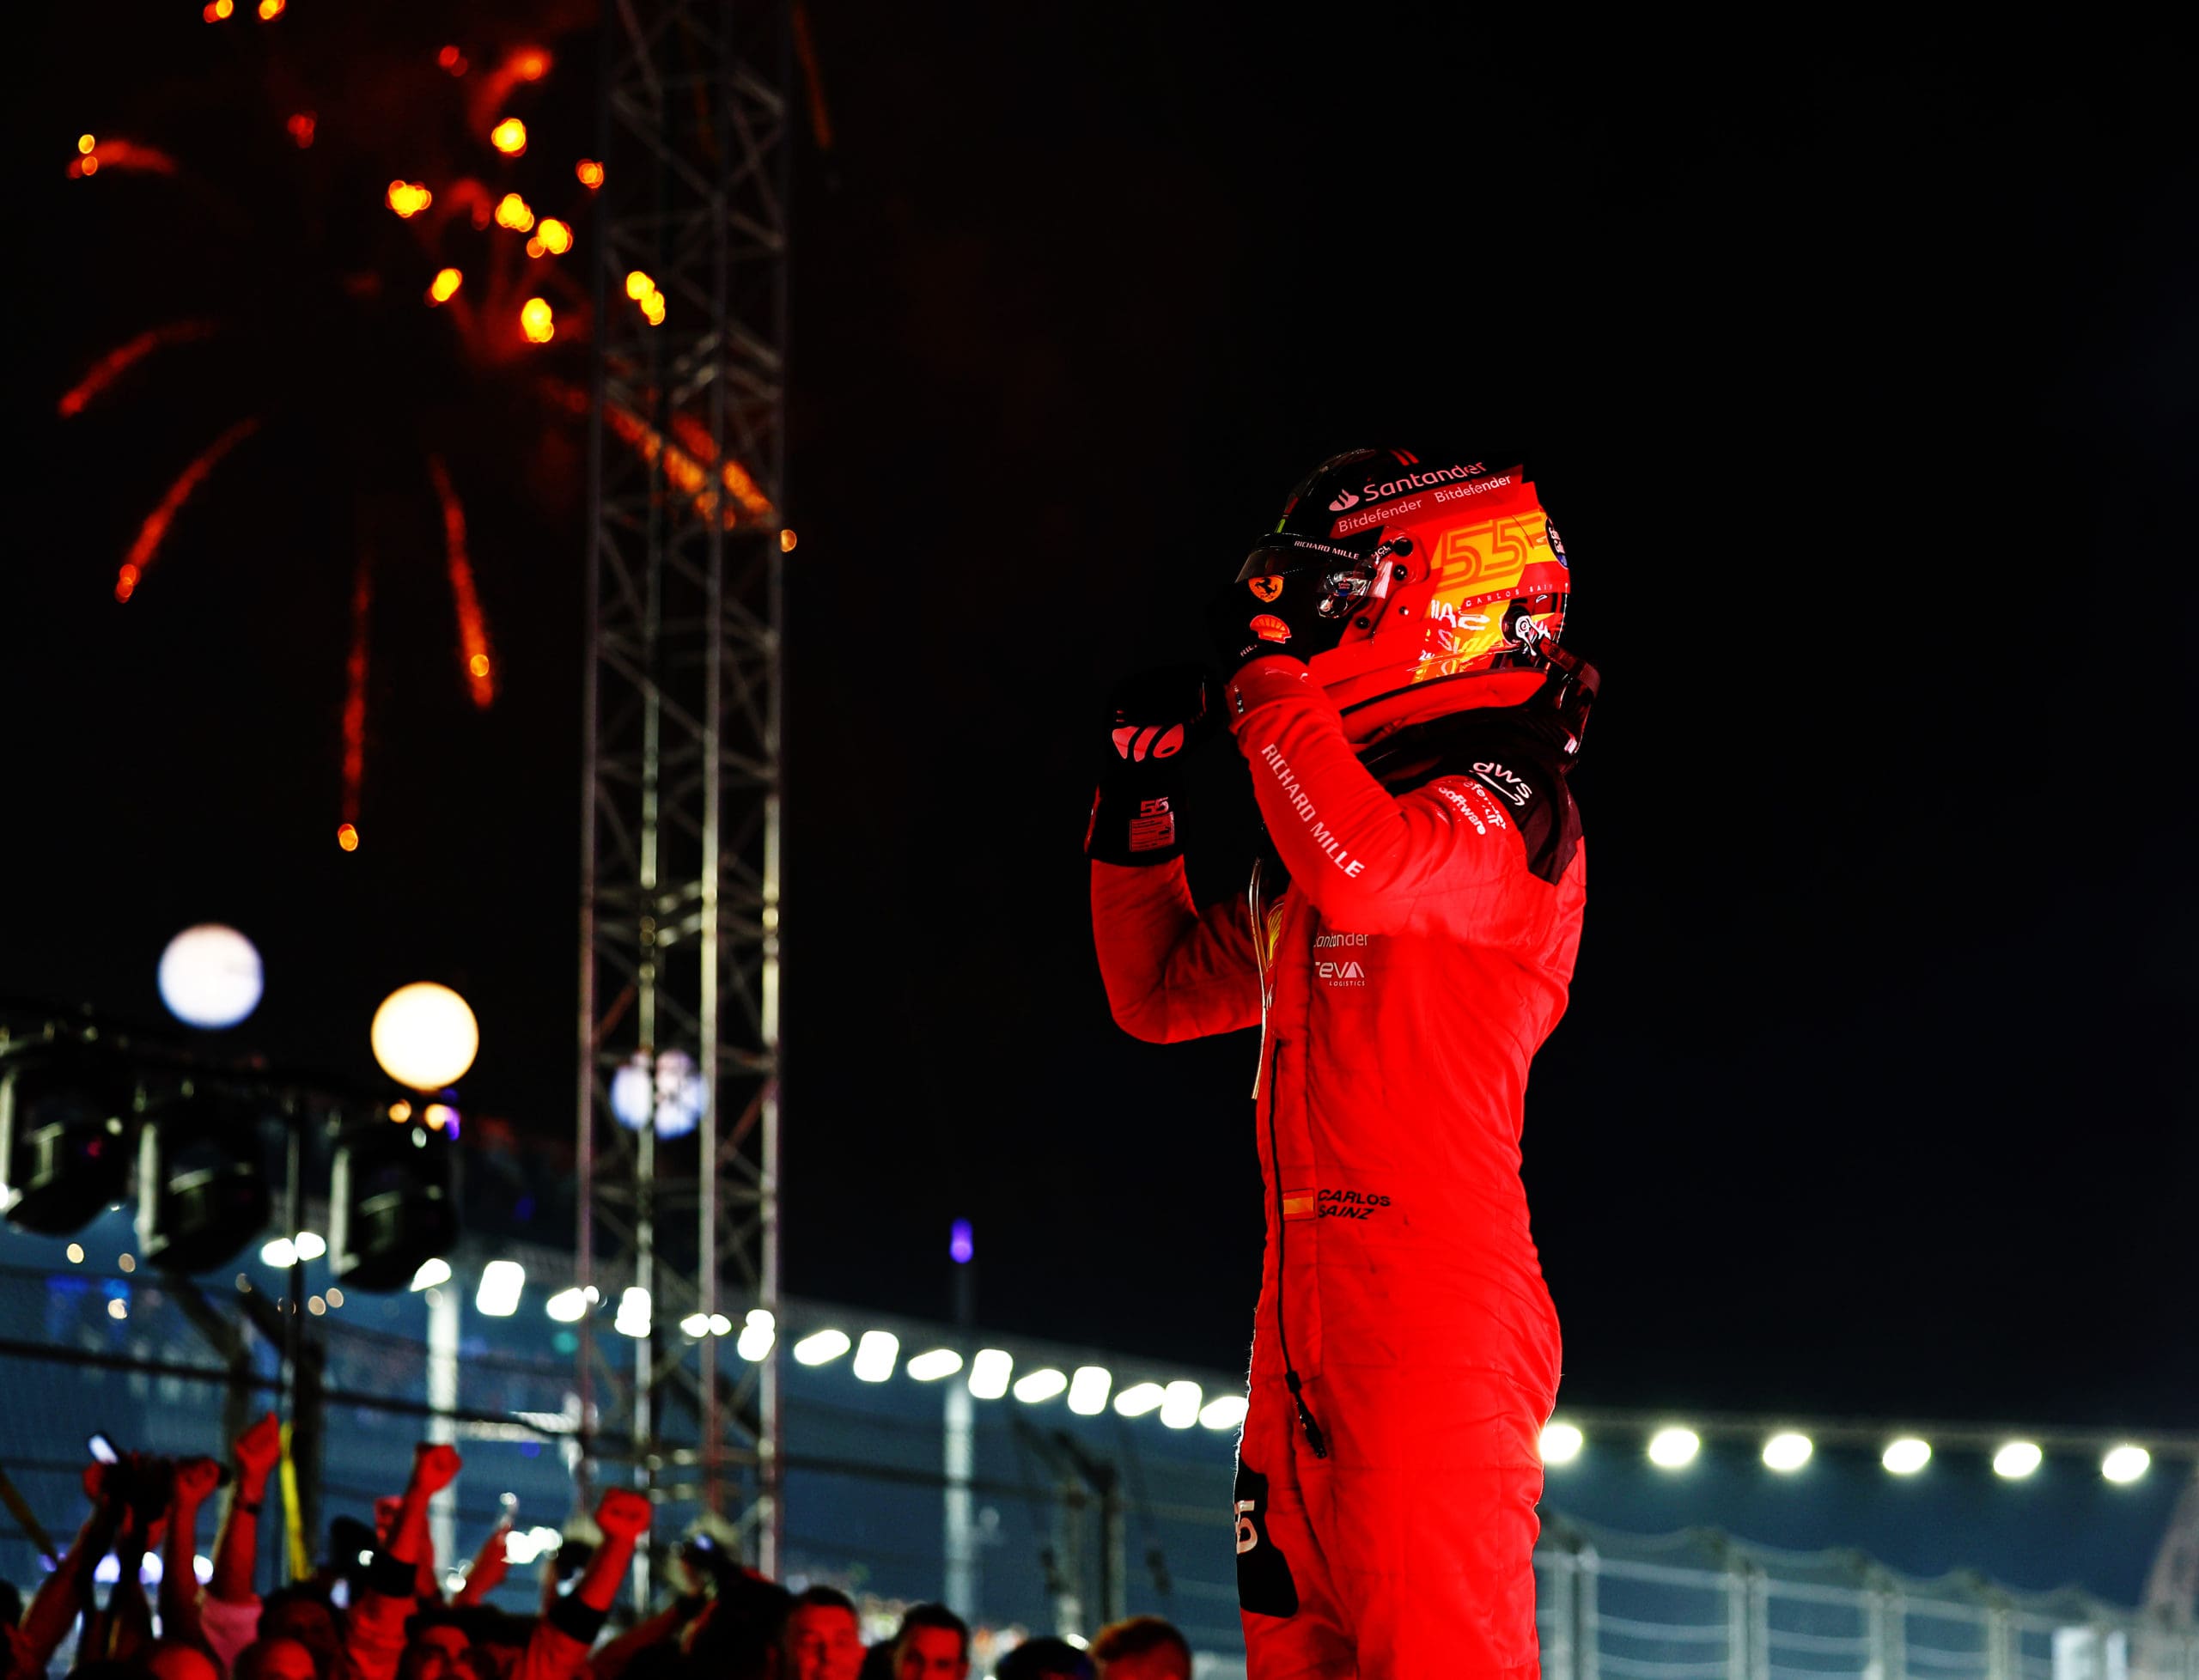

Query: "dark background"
<box><xmin>6</xmin><ymin>12</ymin><xmax>2193</xmax><ymax>1430</ymax></box>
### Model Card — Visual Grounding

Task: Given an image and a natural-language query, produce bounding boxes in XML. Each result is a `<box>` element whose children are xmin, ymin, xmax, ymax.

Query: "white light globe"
<box><xmin>370</xmin><ymin>983</ymin><xmax>479</xmax><ymax>1090</ymax></box>
<box><xmin>609</xmin><ymin>1049</ymin><xmax>707</xmax><ymax>1137</ymax></box>
<box><xmin>158</xmin><ymin>925</ymin><xmax>264</xmax><ymax>1029</ymax></box>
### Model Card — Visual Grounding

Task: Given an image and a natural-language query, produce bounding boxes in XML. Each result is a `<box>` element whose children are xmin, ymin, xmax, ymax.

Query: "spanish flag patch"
<box><xmin>1281</xmin><ymin>1187</ymin><xmax>1319</xmax><ymax>1222</ymax></box>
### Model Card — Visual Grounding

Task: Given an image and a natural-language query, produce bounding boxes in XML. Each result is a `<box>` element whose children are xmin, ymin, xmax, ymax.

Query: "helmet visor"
<box><xmin>1234</xmin><ymin>533</ymin><xmax>1374</xmax><ymax>585</ymax></box>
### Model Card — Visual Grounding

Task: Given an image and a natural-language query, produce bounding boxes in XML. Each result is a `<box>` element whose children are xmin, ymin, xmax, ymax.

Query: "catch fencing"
<box><xmin>3</xmin><ymin>1251</ymin><xmax>2193</xmax><ymax>1677</ymax></box>
<box><xmin>1532</xmin><ymin>1525</ymin><xmax>2197</xmax><ymax>1680</ymax></box>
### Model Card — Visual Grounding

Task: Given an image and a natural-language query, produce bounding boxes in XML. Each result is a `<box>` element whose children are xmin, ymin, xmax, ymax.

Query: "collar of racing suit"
<box><xmin>1355</xmin><ymin>703</ymin><xmax>1579</xmax><ymax>796</ymax></box>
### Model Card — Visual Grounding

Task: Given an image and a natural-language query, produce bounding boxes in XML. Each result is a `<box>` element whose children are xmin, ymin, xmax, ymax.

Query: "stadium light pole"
<box><xmin>945</xmin><ymin>1219</ymin><xmax>977</xmax><ymax>1618</ymax></box>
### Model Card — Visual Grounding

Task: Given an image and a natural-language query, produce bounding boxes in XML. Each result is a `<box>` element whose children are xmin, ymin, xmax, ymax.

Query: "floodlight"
<box><xmin>327</xmin><ymin>1117</ymin><xmax>457</xmax><ymax>1291</ymax></box>
<box><xmin>1199</xmin><ymin>1395</ymin><xmax>1248</xmax><ymax>1431</ymax></box>
<box><xmin>792</xmin><ymin>1328</ymin><xmax>850</xmax><ymax>1367</ymax></box>
<box><xmin>545</xmin><ymin>1287</ymin><xmax>588</xmax><ymax>1323</ymax></box>
<box><xmin>1648</xmin><ymin>1427</ymin><xmax>1701</xmax><ymax>1469</ymax></box>
<box><xmin>852</xmin><ymin>1330</ymin><xmax>899</xmax><ymax>1382</ymax></box>
<box><xmin>735</xmin><ymin>1309</ymin><xmax>774</xmax><ymax>1360</ymax></box>
<box><xmin>1763</xmin><ymin>1433</ymin><xmax>1813</xmax><ymax>1472</ymax></box>
<box><xmin>473</xmin><ymin>1261</ymin><xmax>524</xmax><ymax>1317</ymax></box>
<box><xmin>1013</xmin><ymin>1368</ymin><xmax>1068</xmax><ymax>1404</ymax></box>
<box><xmin>1992</xmin><ymin>1441</ymin><xmax>2042</xmax><ymax>1479</ymax></box>
<box><xmin>1067</xmin><ymin>1367</ymin><xmax>1112</xmax><ymax>1415</ymax></box>
<box><xmin>1112</xmin><ymin>1382</ymin><xmax>1165</xmax><ymax>1418</ymax></box>
<box><xmin>2102</xmin><ymin>1445</ymin><xmax>2150</xmax><ymax>1483</ymax></box>
<box><xmin>968</xmin><ymin>1348</ymin><xmax>1013</xmax><ymax>1399</ymax></box>
<box><xmin>1882</xmin><ymin>1438</ymin><xmax>1931</xmax><ymax>1475</ymax></box>
<box><xmin>0</xmin><ymin>1046</ymin><xmax>133</xmax><ymax>1236</ymax></box>
<box><xmin>1160</xmin><ymin>1381</ymin><xmax>1203</xmax><ymax>1429</ymax></box>
<box><xmin>134</xmin><ymin>1084</ymin><xmax>270</xmax><ymax>1272</ymax></box>
<box><xmin>608</xmin><ymin>1049</ymin><xmax>706</xmax><ymax>1138</ymax></box>
<box><xmin>1539</xmin><ymin>1422</ymin><xmax>1584</xmax><ymax>1464</ymax></box>
<box><xmin>905</xmin><ymin>1348</ymin><xmax>963</xmax><ymax>1382</ymax></box>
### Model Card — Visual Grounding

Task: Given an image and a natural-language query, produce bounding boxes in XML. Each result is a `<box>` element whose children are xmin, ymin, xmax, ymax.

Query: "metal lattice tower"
<box><xmin>575</xmin><ymin>0</ymin><xmax>789</xmax><ymax>1574</ymax></box>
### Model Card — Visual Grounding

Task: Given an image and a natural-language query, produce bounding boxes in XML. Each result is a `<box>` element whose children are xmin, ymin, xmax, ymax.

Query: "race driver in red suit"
<box><xmin>1087</xmin><ymin>451</ymin><xmax>1595</xmax><ymax>1680</ymax></box>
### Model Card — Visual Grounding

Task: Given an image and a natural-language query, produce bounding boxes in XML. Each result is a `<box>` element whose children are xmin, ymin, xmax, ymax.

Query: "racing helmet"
<box><xmin>1236</xmin><ymin>447</ymin><xmax>1579</xmax><ymax>743</ymax></box>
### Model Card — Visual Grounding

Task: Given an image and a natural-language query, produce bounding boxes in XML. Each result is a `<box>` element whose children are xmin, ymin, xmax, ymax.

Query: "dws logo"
<box><xmin>1472</xmin><ymin>761</ymin><xmax>1532</xmax><ymax>807</ymax></box>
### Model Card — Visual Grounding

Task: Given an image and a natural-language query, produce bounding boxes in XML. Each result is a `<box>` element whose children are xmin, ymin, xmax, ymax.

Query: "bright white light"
<box><xmin>613</xmin><ymin>1287</ymin><xmax>651</xmax><ymax>1338</ymax></box>
<box><xmin>679</xmin><ymin>1312</ymin><xmax>711</xmax><ymax>1337</ymax></box>
<box><xmin>1540</xmin><ymin>1422</ymin><xmax>1585</xmax><ymax>1465</ymax></box>
<box><xmin>607</xmin><ymin>1049</ymin><xmax>708</xmax><ymax>1138</ymax></box>
<box><xmin>545</xmin><ymin>1287</ymin><xmax>588</xmax><ymax>1324</ymax></box>
<box><xmin>852</xmin><ymin>1330</ymin><xmax>899</xmax><ymax>1383</ymax></box>
<box><xmin>793</xmin><ymin>1328</ymin><xmax>851</xmax><ymax>1367</ymax></box>
<box><xmin>1160</xmin><ymin>1381</ymin><xmax>1203</xmax><ymax>1429</ymax></box>
<box><xmin>293</xmin><ymin>1231</ymin><xmax>327</xmax><ymax>1261</ymax></box>
<box><xmin>370</xmin><ymin>983</ymin><xmax>480</xmax><ymax>1091</ymax></box>
<box><xmin>475</xmin><ymin>1260</ymin><xmax>524</xmax><ymax>1317</ymax></box>
<box><xmin>1648</xmin><ymin>1427</ymin><xmax>1701</xmax><ymax>1469</ymax></box>
<box><xmin>1762</xmin><ymin>1432</ymin><xmax>1812</xmax><ymax>1471</ymax></box>
<box><xmin>1882</xmin><ymin>1437</ymin><xmax>1931</xmax><ymax>1475</ymax></box>
<box><xmin>410</xmin><ymin>1257</ymin><xmax>453</xmax><ymax>1292</ymax></box>
<box><xmin>158</xmin><ymin>925</ymin><xmax>264</xmax><ymax>1030</ymax></box>
<box><xmin>1112</xmin><ymin>1381</ymin><xmax>1167</xmax><ymax>1417</ymax></box>
<box><xmin>259</xmin><ymin>1238</ymin><xmax>295</xmax><ymax>1268</ymax></box>
<box><xmin>708</xmin><ymin>1314</ymin><xmax>732</xmax><ymax>1336</ymax></box>
<box><xmin>1199</xmin><ymin>1395</ymin><xmax>1248</xmax><ymax>1432</ymax></box>
<box><xmin>2102</xmin><ymin>1445</ymin><xmax>2150</xmax><ymax>1483</ymax></box>
<box><xmin>968</xmin><ymin>1348</ymin><xmax>1013</xmax><ymax>1400</ymax></box>
<box><xmin>735</xmin><ymin>1309</ymin><xmax>774</xmax><ymax>1361</ymax></box>
<box><xmin>905</xmin><ymin>1348</ymin><xmax>963</xmax><ymax>1382</ymax></box>
<box><xmin>194</xmin><ymin>1555</ymin><xmax>212</xmax><ymax>1585</ymax></box>
<box><xmin>1067</xmin><ymin>1367</ymin><xmax>1112</xmax><ymax>1416</ymax></box>
<box><xmin>1013</xmin><ymin>1367</ymin><xmax>1069</xmax><ymax>1404</ymax></box>
<box><xmin>1993</xmin><ymin>1441</ymin><xmax>2042</xmax><ymax>1479</ymax></box>
<box><xmin>504</xmin><ymin>1526</ymin><xmax>563</xmax><ymax>1566</ymax></box>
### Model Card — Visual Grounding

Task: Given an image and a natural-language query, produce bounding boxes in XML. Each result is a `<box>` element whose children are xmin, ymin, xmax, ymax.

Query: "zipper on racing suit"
<box><xmin>1250</xmin><ymin>860</ymin><xmax>1329</xmax><ymax>1461</ymax></box>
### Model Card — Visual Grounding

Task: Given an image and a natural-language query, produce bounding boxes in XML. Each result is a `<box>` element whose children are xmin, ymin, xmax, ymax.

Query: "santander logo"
<box><xmin>1327</xmin><ymin>489</ymin><xmax>1361</xmax><ymax>512</ymax></box>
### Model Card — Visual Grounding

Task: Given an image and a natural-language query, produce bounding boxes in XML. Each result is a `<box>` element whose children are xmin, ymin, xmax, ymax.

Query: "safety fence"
<box><xmin>4</xmin><ymin>1256</ymin><xmax>2193</xmax><ymax>1679</ymax></box>
<box><xmin>1532</xmin><ymin>1525</ymin><xmax>2198</xmax><ymax>1680</ymax></box>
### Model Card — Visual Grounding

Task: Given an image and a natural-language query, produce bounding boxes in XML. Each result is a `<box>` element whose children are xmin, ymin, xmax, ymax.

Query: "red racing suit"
<box><xmin>1092</xmin><ymin>657</ymin><xmax>1586</xmax><ymax>1680</ymax></box>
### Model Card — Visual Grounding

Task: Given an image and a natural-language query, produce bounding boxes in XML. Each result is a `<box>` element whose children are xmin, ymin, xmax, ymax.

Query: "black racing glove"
<box><xmin>1084</xmin><ymin>663</ymin><xmax>1215</xmax><ymax>867</ymax></box>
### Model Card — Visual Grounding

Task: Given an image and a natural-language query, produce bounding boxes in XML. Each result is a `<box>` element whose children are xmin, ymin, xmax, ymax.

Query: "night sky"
<box><xmin>8</xmin><ymin>11</ymin><xmax>2194</xmax><ymax>1439</ymax></box>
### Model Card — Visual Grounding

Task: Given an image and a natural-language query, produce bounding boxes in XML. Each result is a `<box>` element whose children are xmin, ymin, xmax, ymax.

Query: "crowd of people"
<box><xmin>0</xmin><ymin>1421</ymin><xmax>1196</xmax><ymax>1680</ymax></box>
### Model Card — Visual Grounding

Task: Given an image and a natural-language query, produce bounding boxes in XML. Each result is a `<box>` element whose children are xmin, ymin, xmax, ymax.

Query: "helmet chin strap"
<box><xmin>1530</xmin><ymin>641</ymin><xmax>1599</xmax><ymax>758</ymax></box>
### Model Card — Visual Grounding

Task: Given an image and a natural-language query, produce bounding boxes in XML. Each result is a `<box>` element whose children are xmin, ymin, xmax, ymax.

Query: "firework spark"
<box><xmin>426</xmin><ymin>455</ymin><xmax>496</xmax><ymax>708</ymax></box>
<box><xmin>58</xmin><ymin>320</ymin><xmax>218</xmax><ymax>417</ymax></box>
<box><xmin>340</xmin><ymin>548</ymin><xmax>370</xmax><ymax>849</ymax></box>
<box><xmin>66</xmin><ymin>137</ymin><xmax>180</xmax><ymax>179</ymax></box>
<box><xmin>114</xmin><ymin>417</ymin><xmax>261</xmax><ymax>602</ymax></box>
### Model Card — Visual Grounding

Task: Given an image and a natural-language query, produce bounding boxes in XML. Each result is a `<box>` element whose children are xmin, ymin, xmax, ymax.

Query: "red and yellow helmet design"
<box><xmin>1248</xmin><ymin>448</ymin><xmax>1571</xmax><ymax>741</ymax></box>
